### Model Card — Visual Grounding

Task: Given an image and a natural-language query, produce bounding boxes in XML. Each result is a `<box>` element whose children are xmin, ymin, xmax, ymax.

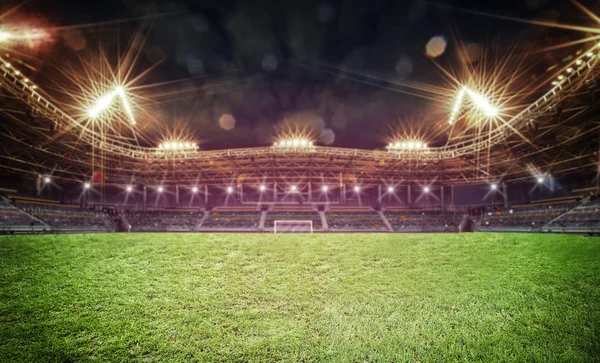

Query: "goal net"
<box><xmin>274</xmin><ymin>220</ymin><xmax>313</xmax><ymax>233</ymax></box>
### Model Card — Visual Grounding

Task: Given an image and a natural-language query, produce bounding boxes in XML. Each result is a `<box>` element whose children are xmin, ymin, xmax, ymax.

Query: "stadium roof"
<box><xmin>1</xmin><ymin>1</ymin><xmax>599</xmax><ymax>186</ymax></box>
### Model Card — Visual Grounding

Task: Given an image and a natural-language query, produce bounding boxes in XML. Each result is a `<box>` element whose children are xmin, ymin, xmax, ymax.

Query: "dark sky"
<box><xmin>2</xmin><ymin>0</ymin><xmax>597</xmax><ymax>150</ymax></box>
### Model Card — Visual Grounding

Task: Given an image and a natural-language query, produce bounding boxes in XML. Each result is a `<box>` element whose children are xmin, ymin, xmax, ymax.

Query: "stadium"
<box><xmin>1</xmin><ymin>0</ymin><xmax>599</xmax><ymax>361</ymax></box>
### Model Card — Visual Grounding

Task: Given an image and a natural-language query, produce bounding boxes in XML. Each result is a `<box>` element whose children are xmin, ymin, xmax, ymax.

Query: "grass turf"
<box><xmin>0</xmin><ymin>233</ymin><xmax>599</xmax><ymax>362</ymax></box>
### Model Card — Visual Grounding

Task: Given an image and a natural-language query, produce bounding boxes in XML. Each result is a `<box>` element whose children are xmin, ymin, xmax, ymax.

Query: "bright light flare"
<box><xmin>387</xmin><ymin>186</ymin><xmax>395</xmax><ymax>193</ymax></box>
<box><xmin>423</xmin><ymin>186</ymin><xmax>430</xmax><ymax>193</ymax></box>
<box><xmin>84</xmin><ymin>182</ymin><xmax>91</xmax><ymax>189</ymax></box>
<box><xmin>126</xmin><ymin>185</ymin><xmax>133</xmax><ymax>192</ymax></box>
<box><xmin>537</xmin><ymin>177</ymin><xmax>544</xmax><ymax>184</ymax></box>
<box><xmin>227</xmin><ymin>186</ymin><xmax>234</xmax><ymax>194</ymax></box>
<box><xmin>353</xmin><ymin>186</ymin><xmax>361</xmax><ymax>193</ymax></box>
<box><xmin>466</xmin><ymin>89</ymin><xmax>498</xmax><ymax>116</ymax></box>
<box><xmin>0</xmin><ymin>31</ymin><xmax>11</xmax><ymax>43</ymax></box>
<box><xmin>290</xmin><ymin>185</ymin><xmax>298</xmax><ymax>192</ymax></box>
<box><xmin>259</xmin><ymin>185</ymin><xmax>266</xmax><ymax>192</ymax></box>
<box><xmin>322</xmin><ymin>185</ymin><xmax>328</xmax><ymax>192</ymax></box>
<box><xmin>43</xmin><ymin>176</ymin><xmax>51</xmax><ymax>183</ymax></box>
<box><xmin>88</xmin><ymin>92</ymin><xmax>116</xmax><ymax>118</ymax></box>
<box><xmin>192</xmin><ymin>186</ymin><xmax>198</xmax><ymax>193</ymax></box>
<box><xmin>491</xmin><ymin>184</ymin><xmax>498</xmax><ymax>190</ymax></box>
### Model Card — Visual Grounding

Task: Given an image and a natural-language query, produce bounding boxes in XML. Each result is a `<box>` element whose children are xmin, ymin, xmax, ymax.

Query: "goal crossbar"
<box><xmin>273</xmin><ymin>220</ymin><xmax>313</xmax><ymax>233</ymax></box>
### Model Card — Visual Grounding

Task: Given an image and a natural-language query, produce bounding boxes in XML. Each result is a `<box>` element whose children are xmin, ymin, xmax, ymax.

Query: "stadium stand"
<box><xmin>201</xmin><ymin>206</ymin><xmax>261</xmax><ymax>230</ymax></box>
<box><xmin>264</xmin><ymin>206</ymin><xmax>322</xmax><ymax>231</ymax></box>
<box><xmin>384</xmin><ymin>209</ymin><xmax>462</xmax><ymax>232</ymax></box>
<box><xmin>0</xmin><ymin>201</ymin><xmax>45</xmax><ymax>233</ymax></box>
<box><xmin>326</xmin><ymin>206</ymin><xmax>387</xmax><ymax>231</ymax></box>
<box><xmin>126</xmin><ymin>210</ymin><xmax>202</xmax><ymax>232</ymax></box>
<box><xmin>546</xmin><ymin>199</ymin><xmax>600</xmax><ymax>231</ymax></box>
<box><xmin>480</xmin><ymin>198</ymin><xmax>580</xmax><ymax>231</ymax></box>
<box><xmin>15</xmin><ymin>200</ymin><xmax>112</xmax><ymax>232</ymax></box>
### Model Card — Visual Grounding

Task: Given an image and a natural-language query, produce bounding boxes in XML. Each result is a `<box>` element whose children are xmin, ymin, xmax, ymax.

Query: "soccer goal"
<box><xmin>274</xmin><ymin>220</ymin><xmax>313</xmax><ymax>233</ymax></box>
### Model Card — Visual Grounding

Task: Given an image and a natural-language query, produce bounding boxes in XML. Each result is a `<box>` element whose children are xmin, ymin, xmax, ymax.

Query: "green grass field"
<box><xmin>0</xmin><ymin>233</ymin><xmax>599</xmax><ymax>362</ymax></box>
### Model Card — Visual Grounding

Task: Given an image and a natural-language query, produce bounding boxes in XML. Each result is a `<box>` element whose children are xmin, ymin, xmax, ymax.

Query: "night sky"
<box><xmin>2</xmin><ymin>0</ymin><xmax>596</xmax><ymax>150</ymax></box>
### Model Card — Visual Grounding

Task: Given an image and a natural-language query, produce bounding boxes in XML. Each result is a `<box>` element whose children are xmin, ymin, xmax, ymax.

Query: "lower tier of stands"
<box><xmin>547</xmin><ymin>200</ymin><xmax>600</xmax><ymax>230</ymax></box>
<box><xmin>264</xmin><ymin>212</ymin><xmax>322</xmax><ymax>230</ymax></box>
<box><xmin>126</xmin><ymin>211</ymin><xmax>202</xmax><ymax>231</ymax></box>
<box><xmin>480</xmin><ymin>200</ymin><xmax>578</xmax><ymax>231</ymax></box>
<box><xmin>326</xmin><ymin>211</ymin><xmax>387</xmax><ymax>231</ymax></box>
<box><xmin>385</xmin><ymin>211</ymin><xmax>462</xmax><ymax>232</ymax></box>
<box><xmin>19</xmin><ymin>203</ymin><xmax>111</xmax><ymax>231</ymax></box>
<box><xmin>201</xmin><ymin>211</ymin><xmax>260</xmax><ymax>229</ymax></box>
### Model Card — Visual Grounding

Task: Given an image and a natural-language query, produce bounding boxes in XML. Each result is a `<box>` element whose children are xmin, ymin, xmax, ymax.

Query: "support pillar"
<box><xmin>378</xmin><ymin>184</ymin><xmax>382</xmax><ymax>202</ymax></box>
<box><xmin>308</xmin><ymin>181</ymin><xmax>312</xmax><ymax>202</ymax></box>
<box><xmin>407</xmin><ymin>185</ymin><xmax>412</xmax><ymax>205</ymax></box>
<box><xmin>441</xmin><ymin>185</ymin><xmax>445</xmax><ymax>211</ymax></box>
<box><xmin>451</xmin><ymin>185</ymin><xmax>455</xmax><ymax>206</ymax></box>
<box><xmin>273</xmin><ymin>181</ymin><xmax>277</xmax><ymax>202</ymax></box>
<box><xmin>502</xmin><ymin>183</ymin><xmax>508</xmax><ymax>209</ymax></box>
<box><xmin>175</xmin><ymin>184</ymin><xmax>180</xmax><ymax>207</ymax></box>
<box><xmin>143</xmin><ymin>186</ymin><xmax>147</xmax><ymax>210</ymax></box>
<box><xmin>239</xmin><ymin>183</ymin><xmax>243</xmax><ymax>202</ymax></box>
<box><xmin>204</xmin><ymin>185</ymin><xmax>208</xmax><ymax>205</ymax></box>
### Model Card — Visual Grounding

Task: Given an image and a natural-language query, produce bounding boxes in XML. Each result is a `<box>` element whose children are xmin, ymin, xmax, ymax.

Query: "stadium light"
<box><xmin>192</xmin><ymin>186</ymin><xmax>198</xmax><ymax>193</ymax></box>
<box><xmin>491</xmin><ymin>184</ymin><xmax>498</xmax><ymax>190</ymax></box>
<box><xmin>158</xmin><ymin>186</ymin><xmax>164</xmax><ymax>193</ymax></box>
<box><xmin>537</xmin><ymin>177</ymin><xmax>544</xmax><ymax>184</ymax></box>
<box><xmin>84</xmin><ymin>182</ymin><xmax>91</xmax><ymax>189</ymax></box>
<box><xmin>126</xmin><ymin>185</ymin><xmax>133</xmax><ymax>193</ymax></box>
<box><xmin>43</xmin><ymin>176</ymin><xmax>51</xmax><ymax>183</ymax></box>
<box><xmin>0</xmin><ymin>31</ymin><xmax>12</xmax><ymax>43</ymax></box>
<box><xmin>387</xmin><ymin>140</ymin><xmax>428</xmax><ymax>152</ymax></box>
<box><xmin>259</xmin><ymin>185</ymin><xmax>266</xmax><ymax>192</ymax></box>
<box><xmin>387</xmin><ymin>186</ymin><xmax>394</xmax><ymax>193</ymax></box>
<box><xmin>466</xmin><ymin>89</ymin><xmax>498</xmax><ymax>116</ymax></box>
<box><xmin>354</xmin><ymin>185</ymin><xmax>361</xmax><ymax>193</ymax></box>
<box><xmin>423</xmin><ymin>186</ymin><xmax>430</xmax><ymax>193</ymax></box>
<box><xmin>322</xmin><ymin>185</ymin><xmax>328</xmax><ymax>192</ymax></box>
<box><xmin>274</xmin><ymin>137</ymin><xmax>314</xmax><ymax>150</ymax></box>
<box><xmin>290</xmin><ymin>185</ymin><xmax>298</xmax><ymax>192</ymax></box>
<box><xmin>227</xmin><ymin>186</ymin><xmax>233</xmax><ymax>194</ymax></box>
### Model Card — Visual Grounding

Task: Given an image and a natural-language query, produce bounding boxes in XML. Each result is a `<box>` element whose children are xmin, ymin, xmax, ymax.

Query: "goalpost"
<box><xmin>274</xmin><ymin>220</ymin><xmax>313</xmax><ymax>234</ymax></box>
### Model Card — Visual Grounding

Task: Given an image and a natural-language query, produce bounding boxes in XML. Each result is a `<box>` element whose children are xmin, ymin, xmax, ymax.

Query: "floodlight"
<box><xmin>308</xmin><ymin>141</ymin><xmax>313</xmax><ymax>146</ymax></box>
<box><xmin>286</xmin><ymin>140</ymin><xmax>292</xmax><ymax>146</ymax></box>
<box><xmin>354</xmin><ymin>185</ymin><xmax>360</xmax><ymax>192</ymax></box>
<box><xmin>387</xmin><ymin>186</ymin><xmax>394</xmax><ymax>193</ymax></box>
<box><xmin>0</xmin><ymin>31</ymin><xmax>11</xmax><ymax>43</ymax></box>
<box><xmin>185</xmin><ymin>143</ymin><xmax>191</xmax><ymax>148</ymax></box>
<box><xmin>84</xmin><ymin>182</ymin><xmax>91</xmax><ymax>189</ymax></box>
<box><xmin>192</xmin><ymin>186</ymin><xmax>198</xmax><ymax>193</ymax></box>
<box><xmin>322</xmin><ymin>185</ymin><xmax>328</xmax><ymax>192</ymax></box>
<box><xmin>227</xmin><ymin>186</ymin><xmax>233</xmax><ymax>194</ymax></box>
<box><xmin>491</xmin><ymin>184</ymin><xmax>497</xmax><ymax>190</ymax></box>
<box><xmin>192</xmin><ymin>143</ymin><xmax>197</xmax><ymax>148</ymax></box>
<box><xmin>301</xmin><ymin>140</ymin><xmax>307</xmax><ymax>146</ymax></box>
<box><xmin>290</xmin><ymin>185</ymin><xmax>298</xmax><ymax>192</ymax></box>
<box><xmin>466</xmin><ymin>89</ymin><xmax>498</xmax><ymax>116</ymax></box>
<box><xmin>273</xmin><ymin>142</ymin><xmax>278</xmax><ymax>147</ymax></box>
<box><xmin>293</xmin><ymin>139</ymin><xmax>299</xmax><ymax>146</ymax></box>
<box><xmin>576</xmin><ymin>60</ymin><xmax>583</xmax><ymax>65</ymax></box>
<box><xmin>566</xmin><ymin>68</ymin><xmax>573</xmax><ymax>73</ymax></box>
<box><xmin>259</xmin><ymin>185</ymin><xmax>266</xmax><ymax>192</ymax></box>
<box><xmin>509</xmin><ymin>209</ymin><xmax>513</xmax><ymax>214</ymax></box>
<box><xmin>537</xmin><ymin>177</ymin><xmax>544</xmax><ymax>184</ymax></box>
<box><xmin>395</xmin><ymin>142</ymin><xmax>401</xmax><ymax>148</ymax></box>
<box><xmin>423</xmin><ymin>186</ymin><xmax>430</xmax><ymax>193</ymax></box>
<box><xmin>158</xmin><ymin>186</ymin><xmax>164</xmax><ymax>193</ymax></box>
<box><xmin>43</xmin><ymin>176</ymin><xmax>51</xmax><ymax>183</ymax></box>
<box><xmin>126</xmin><ymin>185</ymin><xmax>133</xmax><ymax>192</ymax></box>
<box><xmin>401</xmin><ymin>143</ymin><xmax>407</xmax><ymax>149</ymax></box>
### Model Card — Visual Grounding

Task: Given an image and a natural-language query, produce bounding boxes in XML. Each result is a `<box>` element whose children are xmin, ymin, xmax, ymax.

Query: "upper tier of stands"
<box><xmin>126</xmin><ymin>210</ymin><xmax>202</xmax><ymax>232</ymax></box>
<box><xmin>326</xmin><ymin>207</ymin><xmax>387</xmax><ymax>231</ymax></box>
<box><xmin>480</xmin><ymin>199</ymin><xmax>579</xmax><ymax>230</ymax></box>
<box><xmin>384</xmin><ymin>209</ymin><xmax>462</xmax><ymax>232</ymax></box>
